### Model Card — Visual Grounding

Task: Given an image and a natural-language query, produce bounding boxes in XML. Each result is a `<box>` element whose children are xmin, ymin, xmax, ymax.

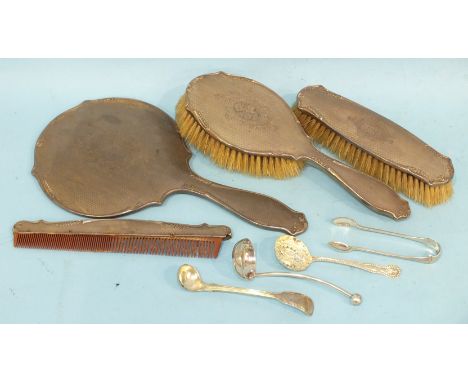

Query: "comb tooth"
<box><xmin>188</xmin><ymin>240</ymin><xmax>193</xmax><ymax>257</ymax></box>
<box><xmin>117</xmin><ymin>236</ymin><xmax>123</xmax><ymax>253</ymax></box>
<box><xmin>202</xmin><ymin>240</ymin><xmax>207</xmax><ymax>258</ymax></box>
<box><xmin>190</xmin><ymin>240</ymin><xmax>195</xmax><ymax>257</ymax></box>
<box><xmin>200</xmin><ymin>241</ymin><xmax>205</xmax><ymax>257</ymax></box>
<box><xmin>147</xmin><ymin>237</ymin><xmax>154</xmax><ymax>254</ymax></box>
<box><xmin>195</xmin><ymin>241</ymin><xmax>201</xmax><ymax>258</ymax></box>
<box><xmin>109</xmin><ymin>236</ymin><xmax>115</xmax><ymax>252</ymax></box>
<box><xmin>185</xmin><ymin>239</ymin><xmax>190</xmax><ymax>257</ymax></box>
<box><xmin>132</xmin><ymin>237</ymin><xmax>137</xmax><ymax>253</ymax></box>
<box><xmin>140</xmin><ymin>236</ymin><xmax>147</xmax><ymax>255</ymax></box>
<box><xmin>205</xmin><ymin>240</ymin><xmax>210</xmax><ymax>258</ymax></box>
<box><xmin>134</xmin><ymin>237</ymin><xmax>140</xmax><ymax>253</ymax></box>
<box><xmin>139</xmin><ymin>237</ymin><xmax>145</xmax><ymax>254</ymax></box>
<box><xmin>150</xmin><ymin>237</ymin><xmax>156</xmax><ymax>255</ymax></box>
<box><xmin>122</xmin><ymin>237</ymin><xmax>128</xmax><ymax>253</ymax></box>
<box><xmin>178</xmin><ymin>239</ymin><xmax>184</xmax><ymax>256</ymax></box>
<box><xmin>171</xmin><ymin>238</ymin><xmax>176</xmax><ymax>256</ymax></box>
<box><xmin>158</xmin><ymin>238</ymin><xmax>164</xmax><ymax>255</ymax></box>
<box><xmin>130</xmin><ymin>237</ymin><xmax>136</xmax><ymax>253</ymax></box>
<box><xmin>209</xmin><ymin>240</ymin><xmax>214</xmax><ymax>258</ymax></box>
<box><xmin>212</xmin><ymin>238</ymin><xmax>222</xmax><ymax>258</ymax></box>
<box><xmin>190</xmin><ymin>241</ymin><xmax>195</xmax><ymax>257</ymax></box>
<box><xmin>187</xmin><ymin>240</ymin><xmax>192</xmax><ymax>257</ymax></box>
<box><xmin>145</xmin><ymin>237</ymin><xmax>151</xmax><ymax>254</ymax></box>
<box><xmin>96</xmin><ymin>235</ymin><xmax>102</xmax><ymax>251</ymax></box>
<box><xmin>176</xmin><ymin>239</ymin><xmax>181</xmax><ymax>256</ymax></box>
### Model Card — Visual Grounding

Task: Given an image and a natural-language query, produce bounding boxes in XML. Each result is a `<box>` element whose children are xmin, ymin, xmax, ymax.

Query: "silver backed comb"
<box><xmin>330</xmin><ymin>217</ymin><xmax>441</xmax><ymax>264</ymax></box>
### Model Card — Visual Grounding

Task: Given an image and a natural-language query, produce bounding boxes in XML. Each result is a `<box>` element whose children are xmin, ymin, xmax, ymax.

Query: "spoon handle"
<box><xmin>314</xmin><ymin>256</ymin><xmax>401</xmax><ymax>278</ymax></box>
<box><xmin>202</xmin><ymin>283</ymin><xmax>313</xmax><ymax>315</ymax></box>
<box><xmin>256</xmin><ymin>271</ymin><xmax>355</xmax><ymax>300</ymax></box>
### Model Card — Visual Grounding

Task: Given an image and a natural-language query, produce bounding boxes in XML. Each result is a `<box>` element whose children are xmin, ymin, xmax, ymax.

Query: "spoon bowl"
<box><xmin>178</xmin><ymin>264</ymin><xmax>205</xmax><ymax>291</ymax></box>
<box><xmin>177</xmin><ymin>263</ymin><xmax>314</xmax><ymax>315</ymax></box>
<box><xmin>232</xmin><ymin>238</ymin><xmax>257</xmax><ymax>279</ymax></box>
<box><xmin>275</xmin><ymin>235</ymin><xmax>401</xmax><ymax>278</ymax></box>
<box><xmin>329</xmin><ymin>241</ymin><xmax>353</xmax><ymax>252</ymax></box>
<box><xmin>275</xmin><ymin>235</ymin><xmax>312</xmax><ymax>271</ymax></box>
<box><xmin>232</xmin><ymin>238</ymin><xmax>362</xmax><ymax>305</ymax></box>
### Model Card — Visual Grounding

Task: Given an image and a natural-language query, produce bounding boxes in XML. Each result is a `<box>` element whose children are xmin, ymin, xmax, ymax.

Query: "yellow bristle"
<box><xmin>242</xmin><ymin>152</ymin><xmax>249</xmax><ymax>173</ymax></box>
<box><xmin>268</xmin><ymin>157</ymin><xmax>275</xmax><ymax>177</ymax></box>
<box><xmin>176</xmin><ymin>95</ymin><xmax>305</xmax><ymax>179</ymax></box>
<box><xmin>274</xmin><ymin>157</ymin><xmax>284</xmax><ymax>178</ymax></box>
<box><xmin>293</xmin><ymin>106</ymin><xmax>453</xmax><ymax>206</ymax></box>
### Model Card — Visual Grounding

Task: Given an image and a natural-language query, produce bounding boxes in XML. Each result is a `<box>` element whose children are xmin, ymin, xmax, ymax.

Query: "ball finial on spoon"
<box><xmin>232</xmin><ymin>239</ymin><xmax>362</xmax><ymax>305</ymax></box>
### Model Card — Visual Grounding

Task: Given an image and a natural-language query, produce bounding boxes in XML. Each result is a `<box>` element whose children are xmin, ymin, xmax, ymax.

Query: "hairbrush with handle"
<box><xmin>176</xmin><ymin>72</ymin><xmax>410</xmax><ymax>220</ymax></box>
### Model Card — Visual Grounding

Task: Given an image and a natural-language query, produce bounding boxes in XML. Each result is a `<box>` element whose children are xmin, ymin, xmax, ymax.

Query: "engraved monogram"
<box><xmin>224</xmin><ymin>97</ymin><xmax>271</xmax><ymax>127</ymax></box>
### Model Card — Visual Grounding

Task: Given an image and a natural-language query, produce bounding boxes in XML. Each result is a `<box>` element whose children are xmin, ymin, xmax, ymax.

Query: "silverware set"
<box><xmin>179</xmin><ymin>217</ymin><xmax>440</xmax><ymax>316</ymax></box>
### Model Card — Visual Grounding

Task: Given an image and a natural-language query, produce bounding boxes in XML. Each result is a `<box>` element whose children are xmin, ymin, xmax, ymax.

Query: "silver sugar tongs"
<box><xmin>329</xmin><ymin>217</ymin><xmax>441</xmax><ymax>264</ymax></box>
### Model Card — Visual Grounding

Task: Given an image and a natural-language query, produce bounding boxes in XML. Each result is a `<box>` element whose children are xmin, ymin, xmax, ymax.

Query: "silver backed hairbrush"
<box><xmin>294</xmin><ymin>85</ymin><xmax>454</xmax><ymax>206</ymax></box>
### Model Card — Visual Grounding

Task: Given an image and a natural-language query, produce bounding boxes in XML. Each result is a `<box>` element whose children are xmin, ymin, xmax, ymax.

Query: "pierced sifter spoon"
<box><xmin>275</xmin><ymin>235</ymin><xmax>401</xmax><ymax>278</ymax></box>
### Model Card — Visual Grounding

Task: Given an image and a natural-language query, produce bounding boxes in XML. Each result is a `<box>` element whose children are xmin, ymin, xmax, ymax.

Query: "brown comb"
<box><xmin>13</xmin><ymin>219</ymin><xmax>232</xmax><ymax>258</ymax></box>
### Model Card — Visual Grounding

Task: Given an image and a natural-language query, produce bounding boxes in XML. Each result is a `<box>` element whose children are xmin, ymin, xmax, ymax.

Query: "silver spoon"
<box><xmin>232</xmin><ymin>238</ymin><xmax>362</xmax><ymax>305</ymax></box>
<box><xmin>178</xmin><ymin>264</ymin><xmax>314</xmax><ymax>315</ymax></box>
<box><xmin>275</xmin><ymin>235</ymin><xmax>401</xmax><ymax>278</ymax></box>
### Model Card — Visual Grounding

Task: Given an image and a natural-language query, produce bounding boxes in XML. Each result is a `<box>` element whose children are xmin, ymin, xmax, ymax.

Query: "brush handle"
<box><xmin>182</xmin><ymin>173</ymin><xmax>308</xmax><ymax>235</ymax></box>
<box><xmin>303</xmin><ymin>148</ymin><xmax>410</xmax><ymax>220</ymax></box>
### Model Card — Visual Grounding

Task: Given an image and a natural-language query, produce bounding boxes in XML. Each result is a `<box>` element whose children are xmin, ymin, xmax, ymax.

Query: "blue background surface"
<box><xmin>0</xmin><ymin>59</ymin><xmax>466</xmax><ymax>323</ymax></box>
